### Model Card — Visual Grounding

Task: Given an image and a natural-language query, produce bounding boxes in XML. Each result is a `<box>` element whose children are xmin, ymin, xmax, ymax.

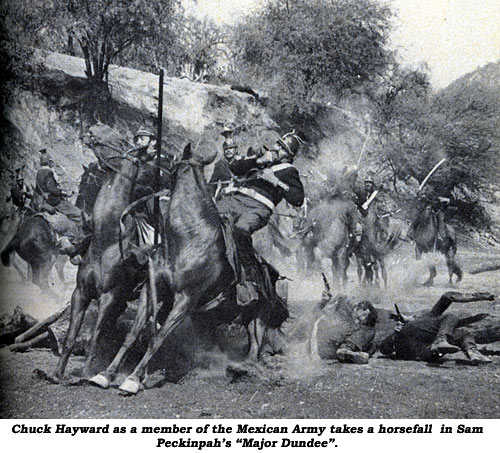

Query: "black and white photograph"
<box><xmin>0</xmin><ymin>0</ymin><xmax>499</xmax><ymax>433</ymax></box>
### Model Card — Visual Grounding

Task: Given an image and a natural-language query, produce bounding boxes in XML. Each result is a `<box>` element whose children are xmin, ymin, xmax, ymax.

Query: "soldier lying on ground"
<box><xmin>379</xmin><ymin>292</ymin><xmax>495</xmax><ymax>365</ymax></box>
<box><xmin>309</xmin><ymin>291</ymin><xmax>378</xmax><ymax>364</ymax></box>
<box><xmin>311</xmin><ymin>291</ymin><xmax>497</xmax><ymax>366</ymax></box>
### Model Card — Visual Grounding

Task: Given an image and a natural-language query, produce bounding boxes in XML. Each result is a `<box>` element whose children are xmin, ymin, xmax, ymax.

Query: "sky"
<box><xmin>183</xmin><ymin>0</ymin><xmax>500</xmax><ymax>89</ymax></box>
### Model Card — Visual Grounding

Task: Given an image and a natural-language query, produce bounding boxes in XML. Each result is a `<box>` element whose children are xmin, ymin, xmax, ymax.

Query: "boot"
<box><xmin>430</xmin><ymin>315</ymin><xmax>461</xmax><ymax>355</ymax></box>
<box><xmin>336</xmin><ymin>343</ymin><xmax>369</xmax><ymax>365</ymax></box>
<box><xmin>430</xmin><ymin>338</ymin><xmax>460</xmax><ymax>355</ymax></box>
<box><xmin>336</xmin><ymin>348</ymin><xmax>369</xmax><ymax>364</ymax></box>
<box><xmin>465</xmin><ymin>347</ymin><xmax>492</xmax><ymax>365</ymax></box>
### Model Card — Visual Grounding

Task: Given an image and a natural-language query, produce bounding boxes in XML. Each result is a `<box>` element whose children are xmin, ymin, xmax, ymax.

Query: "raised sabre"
<box><xmin>419</xmin><ymin>158</ymin><xmax>447</xmax><ymax>191</ymax></box>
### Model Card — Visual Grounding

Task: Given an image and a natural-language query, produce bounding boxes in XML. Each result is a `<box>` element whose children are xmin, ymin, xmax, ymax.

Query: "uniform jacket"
<box><xmin>8</xmin><ymin>182</ymin><xmax>30</xmax><ymax>208</ymax></box>
<box><xmin>35</xmin><ymin>166</ymin><xmax>63</xmax><ymax>207</ymax></box>
<box><xmin>228</xmin><ymin>156</ymin><xmax>304</xmax><ymax>209</ymax></box>
<box><xmin>208</xmin><ymin>158</ymin><xmax>233</xmax><ymax>197</ymax></box>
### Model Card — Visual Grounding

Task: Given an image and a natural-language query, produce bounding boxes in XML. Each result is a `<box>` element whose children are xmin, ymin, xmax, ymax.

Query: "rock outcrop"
<box><xmin>1</xmin><ymin>50</ymin><xmax>279</xmax><ymax>209</ymax></box>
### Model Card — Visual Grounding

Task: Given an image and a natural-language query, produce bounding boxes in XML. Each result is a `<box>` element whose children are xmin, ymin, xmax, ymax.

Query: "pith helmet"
<box><xmin>364</xmin><ymin>171</ymin><xmax>376</xmax><ymax>185</ymax></box>
<box><xmin>39</xmin><ymin>149</ymin><xmax>50</xmax><ymax>166</ymax></box>
<box><xmin>134</xmin><ymin>128</ymin><xmax>155</xmax><ymax>140</ymax></box>
<box><xmin>223</xmin><ymin>138</ymin><xmax>237</xmax><ymax>151</ymax></box>
<box><xmin>15</xmin><ymin>167</ymin><xmax>24</xmax><ymax>181</ymax></box>
<box><xmin>277</xmin><ymin>130</ymin><xmax>303</xmax><ymax>156</ymax></box>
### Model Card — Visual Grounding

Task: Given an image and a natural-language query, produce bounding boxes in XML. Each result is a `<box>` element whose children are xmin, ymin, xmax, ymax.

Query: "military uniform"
<box><xmin>208</xmin><ymin>138</ymin><xmax>238</xmax><ymax>198</ymax></box>
<box><xmin>33</xmin><ymin>153</ymin><xmax>84</xmax><ymax>257</ymax></box>
<box><xmin>379</xmin><ymin>294</ymin><xmax>491</xmax><ymax>364</ymax></box>
<box><xmin>217</xmin><ymin>132</ymin><xmax>305</xmax><ymax>303</ymax></box>
<box><xmin>407</xmin><ymin>184</ymin><xmax>451</xmax><ymax>242</ymax></box>
<box><xmin>7</xmin><ymin>179</ymin><xmax>31</xmax><ymax>210</ymax></box>
<box><xmin>34</xmin><ymin>164</ymin><xmax>81</xmax><ymax>222</ymax></box>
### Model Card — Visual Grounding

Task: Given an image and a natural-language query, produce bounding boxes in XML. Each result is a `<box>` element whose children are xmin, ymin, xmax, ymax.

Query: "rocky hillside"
<box><xmin>0</xmin><ymin>50</ymin><xmax>278</xmax><ymax>208</ymax></box>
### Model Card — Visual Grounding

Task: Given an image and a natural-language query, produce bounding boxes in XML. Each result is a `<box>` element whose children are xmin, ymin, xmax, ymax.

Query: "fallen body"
<box><xmin>379</xmin><ymin>292</ymin><xmax>496</xmax><ymax>364</ymax></box>
<box><xmin>311</xmin><ymin>291</ymin><xmax>497</xmax><ymax>366</ymax></box>
<box><xmin>309</xmin><ymin>293</ymin><xmax>379</xmax><ymax>364</ymax></box>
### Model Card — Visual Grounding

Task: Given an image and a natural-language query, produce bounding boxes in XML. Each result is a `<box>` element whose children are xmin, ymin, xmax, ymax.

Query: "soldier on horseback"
<box><xmin>217</xmin><ymin>131</ymin><xmax>305</xmax><ymax>305</ymax></box>
<box><xmin>406</xmin><ymin>184</ymin><xmax>451</xmax><ymax>243</ymax></box>
<box><xmin>6</xmin><ymin>167</ymin><xmax>32</xmax><ymax>212</ymax></box>
<box><xmin>131</xmin><ymin>128</ymin><xmax>173</xmax><ymax>238</ymax></box>
<box><xmin>208</xmin><ymin>137</ymin><xmax>238</xmax><ymax>199</ymax></box>
<box><xmin>353</xmin><ymin>171</ymin><xmax>391</xmax><ymax>242</ymax></box>
<box><xmin>32</xmin><ymin>149</ymin><xmax>85</xmax><ymax>260</ymax></box>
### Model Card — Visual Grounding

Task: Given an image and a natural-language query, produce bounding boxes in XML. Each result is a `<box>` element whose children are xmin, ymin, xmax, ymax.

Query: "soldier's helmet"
<box><xmin>222</xmin><ymin>138</ymin><xmax>238</xmax><ymax>151</ymax></box>
<box><xmin>15</xmin><ymin>167</ymin><xmax>24</xmax><ymax>181</ymax></box>
<box><xmin>277</xmin><ymin>130</ymin><xmax>303</xmax><ymax>157</ymax></box>
<box><xmin>364</xmin><ymin>171</ymin><xmax>376</xmax><ymax>186</ymax></box>
<box><xmin>39</xmin><ymin>149</ymin><xmax>50</xmax><ymax>166</ymax></box>
<box><xmin>134</xmin><ymin>128</ymin><xmax>155</xmax><ymax>141</ymax></box>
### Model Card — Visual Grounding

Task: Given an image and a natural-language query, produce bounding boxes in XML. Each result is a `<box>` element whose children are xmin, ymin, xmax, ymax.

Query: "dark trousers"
<box><xmin>217</xmin><ymin>193</ymin><xmax>272</xmax><ymax>283</ymax></box>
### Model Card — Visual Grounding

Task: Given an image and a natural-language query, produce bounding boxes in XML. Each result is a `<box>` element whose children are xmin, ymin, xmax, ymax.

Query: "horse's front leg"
<box><xmin>55</xmin><ymin>286</ymin><xmax>92</xmax><ymax>380</ymax></box>
<box><xmin>119</xmin><ymin>291</ymin><xmax>192</xmax><ymax>395</ymax></box>
<box><xmin>90</xmin><ymin>285</ymin><xmax>150</xmax><ymax>389</ymax></box>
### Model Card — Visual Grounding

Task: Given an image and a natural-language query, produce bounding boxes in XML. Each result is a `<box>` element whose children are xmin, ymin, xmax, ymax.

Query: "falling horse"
<box><xmin>89</xmin><ymin>143</ymin><xmax>288</xmax><ymax>394</ymax></box>
<box><xmin>412</xmin><ymin>204</ymin><xmax>462</xmax><ymax>286</ymax></box>
<box><xmin>54</xmin><ymin>124</ymin><xmax>154</xmax><ymax>381</ymax></box>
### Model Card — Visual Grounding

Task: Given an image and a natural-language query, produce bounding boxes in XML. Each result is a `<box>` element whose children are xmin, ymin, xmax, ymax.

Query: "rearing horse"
<box><xmin>54</xmin><ymin>124</ymin><xmax>154</xmax><ymax>380</ymax></box>
<box><xmin>413</xmin><ymin>205</ymin><xmax>462</xmax><ymax>286</ymax></box>
<box><xmin>89</xmin><ymin>143</ymin><xmax>288</xmax><ymax>394</ymax></box>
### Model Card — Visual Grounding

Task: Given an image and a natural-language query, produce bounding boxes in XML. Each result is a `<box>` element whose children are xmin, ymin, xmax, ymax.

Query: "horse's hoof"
<box><xmin>118</xmin><ymin>377</ymin><xmax>141</xmax><ymax>395</ymax></box>
<box><xmin>88</xmin><ymin>373</ymin><xmax>110</xmax><ymax>389</ymax></box>
<box><xmin>423</xmin><ymin>281</ymin><xmax>433</xmax><ymax>287</ymax></box>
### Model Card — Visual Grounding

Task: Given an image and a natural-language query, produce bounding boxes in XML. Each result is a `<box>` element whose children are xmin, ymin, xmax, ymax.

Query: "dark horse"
<box><xmin>75</xmin><ymin>162</ymin><xmax>106</xmax><ymax>216</ymax></box>
<box><xmin>1</xmin><ymin>212</ymin><xmax>65</xmax><ymax>289</ymax></box>
<box><xmin>413</xmin><ymin>204</ymin><xmax>462</xmax><ymax>286</ymax></box>
<box><xmin>89</xmin><ymin>143</ymin><xmax>288</xmax><ymax>394</ymax></box>
<box><xmin>54</xmin><ymin>124</ymin><xmax>154</xmax><ymax>381</ymax></box>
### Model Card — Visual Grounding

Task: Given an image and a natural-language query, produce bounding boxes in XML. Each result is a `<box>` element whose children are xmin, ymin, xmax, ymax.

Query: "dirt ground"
<box><xmin>1</xmin><ymin>241</ymin><xmax>499</xmax><ymax>419</ymax></box>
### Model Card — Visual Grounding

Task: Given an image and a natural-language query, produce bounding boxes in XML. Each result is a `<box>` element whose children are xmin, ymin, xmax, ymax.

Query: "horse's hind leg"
<box><xmin>55</xmin><ymin>286</ymin><xmax>91</xmax><ymax>380</ymax></box>
<box><xmin>83</xmin><ymin>291</ymin><xmax>120</xmax><ymax>378</ymax></box>
<box><xmin>445</xmin><ymin>253</ymin><xmax>462</xmax><ymax>284</ymax></box>
<box><xmin>54</xmin><ymin>255</ymin><xmax>67</xmax><ymax>283</ymax></box>
<box><xmin>372</xmin><ymin>260</ymin><xmax>380</xmax><ymax>287</ymax></box>
<box><xmin>119</xmin><ymin>291</ymin><xmax>192</xmax><ymax>395</ymax></box>
<box><xmin>379</xmin><ymin>259</ymin><xmax>388</xmax><ymax>290</ymax></box>
<box><xmin>247</xmin><ymin>317</ymin><xmax>268</xmax><ymax>361</ymax></box>
<box><xmin>356</xmin><ymin>256</ymin><xmax>363</xmax><ymax>284</ymax></box>
<box><xmin>338</xmin><ymin>247</ymin><xmax>350</xmax><ymax>288</ymax></box>
<box><xmin>423</xmin><ymin>263</ymin><xmax>437</xmax><ymax>287</ymax></box>
<box><xmin>90</xmin><ymin>286</ymin><xmax>150</xmax><ymax>388</ymax></box>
